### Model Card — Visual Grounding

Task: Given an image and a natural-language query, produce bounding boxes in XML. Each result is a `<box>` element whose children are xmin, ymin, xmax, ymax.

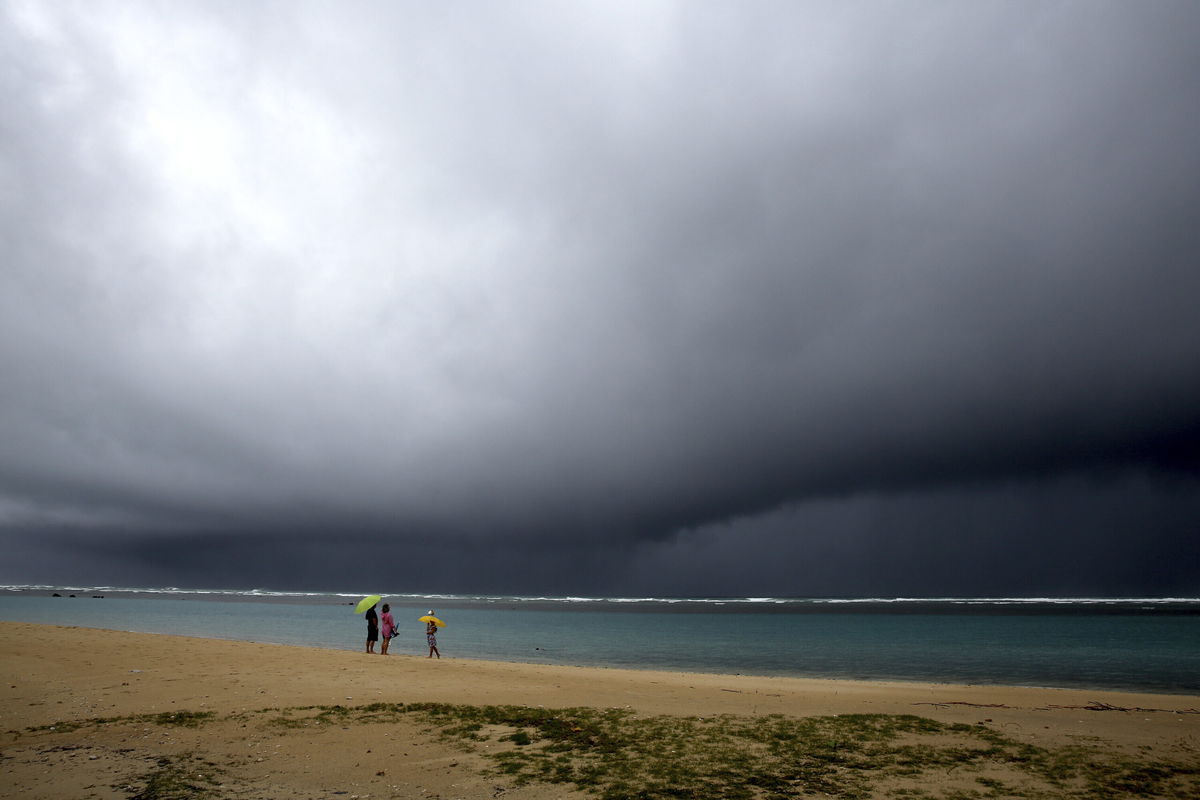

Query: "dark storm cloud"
<box><xmin>12</xmin><ymin>472</ymin><xmax>1199</xmax><ymax>597</ymax></box>
<box><xmin>2</xmin><ymin>1</ymin><xmax>1199</xmax><ymax>590</ymax></box>
<box><xmin>624</xmin><ymin>474</ymin><xmax>1200</xmax><ymax>598</ymax></box>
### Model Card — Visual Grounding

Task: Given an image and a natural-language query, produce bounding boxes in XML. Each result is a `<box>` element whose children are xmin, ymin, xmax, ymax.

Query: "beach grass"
<box><xmin>406</xmin><ymin>704</ymin><xmax>1198</xmax><ymax>799</ymax></box>
<box><xmin>22</xmin><ymin>709</ymin><xmax>215</xmax><ymax>735</ymax></box>
<box><xmin>14</xmin><ymin>702</ymin><xmax>1198</xmax><ymax>799</ymax></box>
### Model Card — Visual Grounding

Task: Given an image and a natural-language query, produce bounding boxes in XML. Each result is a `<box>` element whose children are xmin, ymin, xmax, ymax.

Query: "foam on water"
<box><xmin>3</xmin><ymin>584</ymin><xmax>1199</xmax><ymax>606</ymax></box>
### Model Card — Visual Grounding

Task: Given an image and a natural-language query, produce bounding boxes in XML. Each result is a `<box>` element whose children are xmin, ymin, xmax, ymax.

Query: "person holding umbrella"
<box><xmin>365</xmin><ymin>604</ymin><xmax>379</xmax><ymax>653</ymax></box>
<box><xmin>420</xmin><ymin>610</ymin><xmax>443</xmax><ymax>659</ymax></box>
<box><xmin>356</xmin><ymin>595</ymin><xmax>381</xmax><ymax>654</ymax></box>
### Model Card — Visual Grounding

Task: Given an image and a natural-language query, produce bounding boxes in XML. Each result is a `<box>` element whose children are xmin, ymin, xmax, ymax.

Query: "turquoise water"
<box><xmin>1</xmin><ymin>592</ymin><xmax>1197</xmax><ymax>693</ymax></box>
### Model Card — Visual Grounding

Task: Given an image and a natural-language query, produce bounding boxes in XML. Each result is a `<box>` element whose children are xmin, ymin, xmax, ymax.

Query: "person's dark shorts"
<box><xmin>367</xmin><ymin>627</ymin><xmax>378</xmax><ymax>642</ymax></box>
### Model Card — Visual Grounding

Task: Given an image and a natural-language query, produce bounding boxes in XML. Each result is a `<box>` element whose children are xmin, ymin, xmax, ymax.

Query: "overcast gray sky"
<box><xmin>2</xmin><ymin>1</ymin><xmax>1198</xmax><ymax>595</ymax></box>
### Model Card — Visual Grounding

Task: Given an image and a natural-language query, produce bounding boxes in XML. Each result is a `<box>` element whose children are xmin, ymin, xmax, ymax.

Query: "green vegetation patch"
<box><xmin>406</xmin><ymin>706</ymin><xmax>1199</xmax><ymax>800</ymax></box>
<box><xmin>18</xmin><ymin>701</ymin><xmax>1198</xmax><ymax>799</ymax></box>
<box><xmin>260</xmin><ymin>702</ymin><xmax>446</xmax><ymax>732</ymax></box>
<box><xmin>23</xmin><ymin>710</ymin><xmax>214</xmax><ymax>735</ymax></box>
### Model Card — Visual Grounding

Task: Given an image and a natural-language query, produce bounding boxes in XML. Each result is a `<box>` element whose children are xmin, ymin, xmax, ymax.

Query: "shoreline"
<box><xmin>4</xmin><ymin>622</ymin><xmax>1197</xmax><ymax>729</ymax></box>
<box><xmin>5</xmin><ymin>618</ymin><xmax>1200</xmax><ymax>697</ymax></box>
<box><xmin>4</xmin><ymin>594</ymin><xmax>1199</xmax><ymax>694</ymax></box>
<box><xmin>5</xmin><ymin>622</ymin><xmax>1198</xmax><ymax>798</ymax></box>
<box><xmin>62</xmin><ymin>632</ymin><xmax>1200</xmax><ymax>698</ymax></box>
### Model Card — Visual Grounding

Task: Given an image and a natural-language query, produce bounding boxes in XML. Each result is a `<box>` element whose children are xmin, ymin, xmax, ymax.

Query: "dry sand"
<box><xmin>2</xmin><ymin>622</ymin><xmax>1197</xmax><ymax>798</ymax></box>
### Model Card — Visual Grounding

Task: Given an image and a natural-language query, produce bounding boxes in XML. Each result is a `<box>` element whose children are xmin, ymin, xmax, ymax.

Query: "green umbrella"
<box><xmin>355</xmin><ymin>595</ymin><xmax>381</xmax><ymax>614</ymax></box>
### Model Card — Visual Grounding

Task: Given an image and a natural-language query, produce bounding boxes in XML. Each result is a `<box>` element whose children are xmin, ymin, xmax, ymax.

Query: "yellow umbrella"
<box><xmin>418</xmin><ymin>614</ymin><xmax>445</xmax><ymax>627</ymax></box>
<box><xmin>355</xmin><ymin>595</ymin><xmax>381</xmax><ymax>614</ymax></box>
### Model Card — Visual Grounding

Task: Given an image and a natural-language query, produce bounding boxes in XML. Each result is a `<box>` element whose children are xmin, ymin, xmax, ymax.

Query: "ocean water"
<box><xmin>1</xmin><ymin>587</ymin><xmax>1198</xmax><ymax>694</ymax></box>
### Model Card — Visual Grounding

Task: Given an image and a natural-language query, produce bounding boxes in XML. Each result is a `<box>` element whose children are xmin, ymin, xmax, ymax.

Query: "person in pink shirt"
<box><xmin>380</xmin><ymin>604</ymin><xmax>396</xmax><ymax>655</ymax></box>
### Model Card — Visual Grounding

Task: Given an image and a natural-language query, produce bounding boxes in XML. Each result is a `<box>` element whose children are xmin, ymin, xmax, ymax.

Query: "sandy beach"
<box><xmin>2</xmin><ymin>622</ymin><xmax>1197</xmax><ymax>798</ymax></box>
